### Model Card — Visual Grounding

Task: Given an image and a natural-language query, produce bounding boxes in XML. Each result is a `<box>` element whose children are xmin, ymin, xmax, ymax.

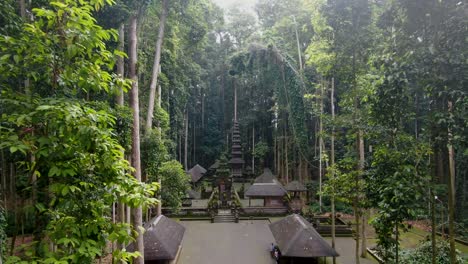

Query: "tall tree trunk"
<box><xmin>128</xmin><ymin>15</ymin><xmax>144</xmax><ymax>264</ymax></box>
<box><xmin>395</xmin><ymin>222</ymin><xmax>399</xmax><ymax>263</ymax></box>
<box><xmin>18</xmin><ymin>0</ymin><xmax>26</xmax><ymax>18</ymax></box>
<box><xmin>1</xmin><ymin>151</ymin><xmax>6</xmax><ymax>213</ymax></box>
<box><xmin>156</xmin><ymin>85</ymin><xmax>162</xmax><ymax>217</ymax></box>
<box><xmin>359</xmin><ymin>129</ymin><xmax>367</xmax><ymax>258</ymax></box>
<box><xmin>178</xmin><ymin>134</ymin><xmax>181</xmax><ymax>164</ymax></box>
<box><xmin>184</xmin><ymin>110</ymin><xmax>188</xmax><ymax>171</ymax></box>
<box><xmin>145</xmin><ymin>0</ymin><xmax>169</xmax><ymax>132</ymax></box>
<box><xmin>331</xmin><ymin>77</ymin><xmax>336</xmax><ymax>264</ymax></box>
<box><xmin>293</xmin><ymin>16</ymin><xmax>303</xmax><ymax>71</ymax></box>
<box><xmin>116</xmin><ymin>23</ymin><xmax>125</xmax><ymax>106</ymax></box>
<box><xmin>298</xmin><ymin>152</ymin><xmax>304</xmax><ymax>182</ymax></box>
<box><xmin>285</xmin><ymin>129</ymin><xmax>289</xmax><ymax>184</ymax></box>
<box><xmin>447</xmin><ymin>100</ymin><xmax>456</xmax><ymax>263</ymax></box>
<box><xmin>233</xmin><ymin>78</ymin><xmax>237</xmax><ymax>121</ymax></box>
<box><xmin>116</xmin><ymin>23</ymin><xmax>126</xmax><ymax>251</ymax></box>
<box><xmin>201</xmin><ymin>90</ymin><xmax>205</xmax><ymax>130</ymax></box>
<box><xmin>274</xmin><ymin>134</ymin><xmax>277</xmax><ymax>174</ymax></box>
<box><xmin>252</xmin><ymin>125</ymin><xmax>255</xmax><ymax>174</ymax></box>
<box><xmin>354</xmin><ymin>203</ymin><xmax>361</xmax><ymax>264</ymax></box>
<box><xmin>193</xmin><ymin>118</ymin><xmax>196</xmax><ymax>165</ymax></box>
<box><xmin>431</xmin><ymin>186</ymin><xmax>437</xmax><ymax>264</ymax></box>
<box><xmin>318</xmin><ymin>81</ymin><xmax>324</xmax><ymax>212</ymax></box>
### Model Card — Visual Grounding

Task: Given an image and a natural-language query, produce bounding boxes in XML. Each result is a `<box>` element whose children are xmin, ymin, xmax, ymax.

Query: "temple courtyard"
<box><xmin>178</xmin><ymin>220</ymin><xmax>377</xmax><ymax>264</ymax></box>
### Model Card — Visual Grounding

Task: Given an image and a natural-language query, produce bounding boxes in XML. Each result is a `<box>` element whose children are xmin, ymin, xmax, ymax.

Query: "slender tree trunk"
<box><xmin>233</xmin><ymin>78</ymin><xmax>237</xmax><ymax>121</ymax></box>
<box><xmin>201</xmin><ymin>90</ymin><xmax>205</xmax><ymax>130</ymax></box>
<box><xmin>285</xmin><ymin>131</ymin><xmax>289</xmax><ymax>184</ymax></box>
<box><xmin>447</xmin><ymin>100</ymin><xmax>456</xmax><ymax>264</ymax></box>
<box><xmin>361</xmin><ymin>210</ymin><xmax>367</xmax><ymax>258</ymax></box>
<box><xmin>395</xmin><ymin>222</ymin><xmax>399</xmax><ymax>264</ymax></box>
<box><xmin>184</xmin><ymin>110</ymin><xmax>188</xmax><ymax>171</ymax></box>
<box><xmin>274</xmin><ymin>134</ymin><xmax>277</xmax><ymax>174</ymax></box>
<box><xmin>156</xmin><ymin>178</ymin><xmax>162</xmax><ymax>216</ymax></box>
<box><xmin>331</xmin><ymin>77</ymin><xmax>336</xmax><ymax>264</ymax></box>
<box><xmin>354</xmin><ymin>204</ymin><xmax>361</xmax><ymax>264</ymax></box>
<box><xmin>1</xmin><ymin>151</ymin><xmax>6</xmax><ymax>213</ymax></box>
<box><xmin>293</xmin><ymin>15</ymin><xmax>303</xmax><ymax>71</ymax></box>
<box><xmin>298</xmin><ymin>156</ymin><xmax>303</xmax><ymax>182</ymax></box>
<box><xmin>146</xmin><ymin>0</ymin><xmax>169</xmax><ymax>132</ymax></box>
<box><xmin>114</xmin><ymin>24</ymin><xmax>125</xmax><ymax>253</ymax></box>
<box><xmin>318</xmin><ymin>82</ymin><xmax>324</xmax><ymax>212</ymax></box>
<box><xmin>156</xmin><ymin>84</ymin><xmax>162</xmax><ymax>217</ymax></box>
<box><xmin>10</xmin><ymin>164</ymin><xmax>17</xmax><ymax>256</ymax></box>
<box><xmin>193</xmin><ymin>119</ymin><xmax>196</xmax><ymax>165</ymax></box>
<box><xmin>252</xmin><ymin>125</ymin><xmax>255</xmax><ymax>174</ymax></box>
<box><xmin>119</xmin><ymin>202</ymin><xmax>125</xmax><ymax>249</ymax></box>
<box><xmin>19</xmin><ymin>0</ymin><xmax>26</xmax><ymax>19</ymax></box>
<box><xmin>359</xmin><ymin>129</ymin><xmax>367</xmax><ymax>258</ymax></box>
<box><xmin>128</xmin><ymin>15</ymin><xmax>144</xmax><ymax>264</ymax></box>
<box><xmin>116</xmin><ymin>23</ymin><xmax>125</xmax><ymax>106</ymax></box>
<box><xmin>178</xmin><ymin>134</ymin><xmax>181</xmax><ymax>164</ymax></box>
<box><xmin>431</xmin><ymin>186</ymin><xmax>437</xmax><ymax>264</ymax></box>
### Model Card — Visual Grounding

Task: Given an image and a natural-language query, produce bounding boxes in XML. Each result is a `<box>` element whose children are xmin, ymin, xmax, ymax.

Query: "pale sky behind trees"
<box><xmin>212</xmin><ymin>0</ymin><xmax>256</xmax><ymax>12</ymax></box>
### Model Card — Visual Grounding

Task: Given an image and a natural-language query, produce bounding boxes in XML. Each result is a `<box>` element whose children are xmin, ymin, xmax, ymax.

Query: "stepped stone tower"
<box><xmin>229</xmin><ymin>120</ymin><xmax>244</xmax><ymax>178</ymax></box>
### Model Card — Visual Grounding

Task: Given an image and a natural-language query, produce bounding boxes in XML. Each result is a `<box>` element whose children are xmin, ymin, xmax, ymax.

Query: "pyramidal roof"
<box><xmin>187</xmin><ymin>164</ymin><xmax>207</xmax><ymax>182</ymax></box>
<box><xmin>254</xmin><ymin>168</ymin><xmax>276</xmax><ymax>183</ymax></box>
<box><xmin>269</xmin><ymin>214</ymin><xmax>339</xmax><ymax>257</ymax></box>
<box><xmin>245</xmin><ymin>168</ymin><xmax>287</xmax><ymax>197</ymax></box>
<box><xmin>127</xmin><ymin>215</ymin><xmax>186</xmax><ymax>260</ymax></box>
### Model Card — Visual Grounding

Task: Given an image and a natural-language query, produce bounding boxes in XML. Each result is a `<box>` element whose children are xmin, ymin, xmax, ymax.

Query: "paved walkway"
<box><xmin>324</xmin><ymin>237</ymin><xmax>378</xmax><ymax>264</ymax></box>
<box><xmin>178</xmin><ymin>220</ymin><xmax>276</xmax><ymax>264</ymax></box>
<box><xmin>178</xmin><ymin>220</ymin><xmax>378</xmax><ymax>264</ymax></box>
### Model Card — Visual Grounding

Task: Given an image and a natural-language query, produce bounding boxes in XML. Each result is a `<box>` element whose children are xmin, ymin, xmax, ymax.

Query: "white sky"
<box><xmin>212</xmin><ymin>0</ymin><xmax>257</xmax><ymax>12</ymax></box>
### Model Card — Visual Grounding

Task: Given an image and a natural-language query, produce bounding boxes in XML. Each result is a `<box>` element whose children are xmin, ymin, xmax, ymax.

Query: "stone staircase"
<box><xmin>213</xmin><ymin>209</ymin><xmax>236</xmax><ymax>223</ymax></box>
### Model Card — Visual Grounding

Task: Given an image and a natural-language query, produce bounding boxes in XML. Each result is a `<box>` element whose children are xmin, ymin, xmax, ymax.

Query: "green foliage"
<box><xmin>399</xmin><ymin>240</ymin><xmax>463</xmax><ymax>264</ymax></box>
<box><xmin>215</xmin><ymin>153</ymin><xmax>230</xmax><ymax>178</ymax></box>
<box><xmin>0</xmin><ymin>0</ymin><xmax>130</xmax><ymax>97</ymax></box>
<box><xmin>0</xmin><ymin>95</ymin><xmax>158</xmax><ymax>262</ymax></box>
<box><xmin>141</xmin><ymin>129</ymin><xmax>170</xmax><ymax>180</ymax></box>
<box><xmin>158</xmin><ymin>160</ymin><xmax>190</xmax><ymax>211</ymax></box>
<box><xmin>0</xmin><ymin>0</ymin><xmax>21</xmax><ymax>36</ymax></box>
<box><xmin>253</xmin><ymin>141</ymin><xmax>269</xmax><ymax>160</ymax></box>
<box><xmin>366</xmin><ymin>135</ymin><xmax>431</xmax><ymax>262</ymax></box>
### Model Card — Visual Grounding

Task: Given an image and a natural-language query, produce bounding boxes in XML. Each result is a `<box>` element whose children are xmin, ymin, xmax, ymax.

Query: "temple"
<box><xmin>229</xmin><ymin>120</ymin><xmax>244</xmax><ymax>179</ymax></box>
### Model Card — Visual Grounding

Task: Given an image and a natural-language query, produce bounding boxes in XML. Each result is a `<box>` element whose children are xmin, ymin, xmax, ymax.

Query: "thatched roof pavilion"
<box><xmin>127</xmin><ymin>215</ymin><xmax>186</xmax><ymax>263</ymax></box>
<box><xmin>269</xmin><ymin>214</ymin><xmax>339</xmax><ymax>258</ymax></box>
<box><xmin>244</xmin><ymin>168</ymin><xmax>287</xmax><ymax>207</ymax></box>
<box><xmin>245</xmin><ymin>168</ymin><xmax>287</xmax><ymax>197</ymax></box>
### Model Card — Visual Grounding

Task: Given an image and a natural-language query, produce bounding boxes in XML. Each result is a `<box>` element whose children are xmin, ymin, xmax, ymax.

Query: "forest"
<box><xmin>0</xmin><ymin>0</ymin><xmax>466</xmax><ymax>263</ymax></box>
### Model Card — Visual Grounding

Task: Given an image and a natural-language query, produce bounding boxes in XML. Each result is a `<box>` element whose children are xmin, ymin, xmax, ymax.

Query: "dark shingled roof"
<box><xmin>254</xmin><ymin>168</ymin><xmax>276</xmax><ymax>183</ymax></box>
<box><xmin>127</xmin><ymin>215</ymin><xmax>185</xmax><ymax>260</ymax></box>
<box><xmin>186</xmin><ymin>189</ymin><xmax>201</xmax><ymax>199</ymax></box>
<box><xmin>285</xmin><ymin>180</ymin><xmax>307</xmax><ymax>192</ymax></box>
<box><xmin>209</xmin><ymin>160</ymin><xmax>220</xmax><ymax>170</ymax></box>
<box><xmin>245</xmin><ymin>181</ymin><xmax>287</xmax><ymax>197</ymax></box>
<box><xmin>245</xmin><ymin>168</ymin><xmax>286</xmax><ymax>197</ymax></box>
<box><xmin>269</xmin><ymin>214</ymin><xmax>339</xmax><ymax>258</ymax></box>
<box><xmin>187</xmin><ymin>164</ymin><xmax>207</xmax><ymax>183</ymax></box>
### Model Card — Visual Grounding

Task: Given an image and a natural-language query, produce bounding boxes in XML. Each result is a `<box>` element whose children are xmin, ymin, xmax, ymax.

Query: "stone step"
<box><xmin>213</xmin><ymin>214</ymin><xmax>236</xmax><ymax>223</ymax></box>
<box><xmin>217</xmin><ymin>209</ymin><xmax>232</xmax><ymax>216</ymax></box>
